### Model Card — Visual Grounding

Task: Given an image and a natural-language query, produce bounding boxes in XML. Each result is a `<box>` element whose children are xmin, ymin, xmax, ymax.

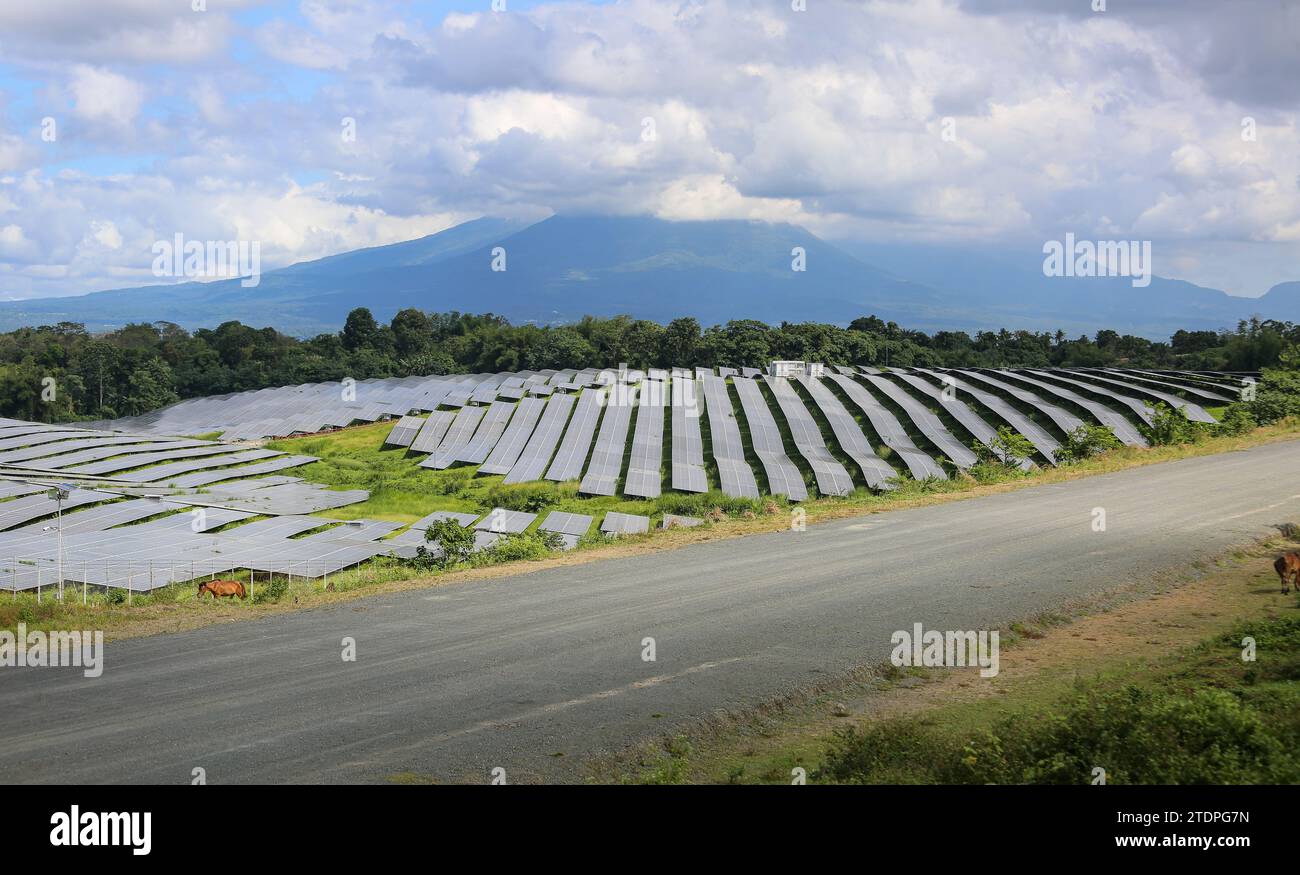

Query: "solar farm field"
<box><xmin>0</xmin><ymin>365</ymin><xmax>1250</xmax><ymax>597</ymax></box>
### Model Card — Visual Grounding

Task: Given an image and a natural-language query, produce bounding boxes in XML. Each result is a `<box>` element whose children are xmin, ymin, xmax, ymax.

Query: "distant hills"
<box><xmin>0</xmin><ymin>215</ymin><xmax>1292</xmax><ymax>338</ymax></box>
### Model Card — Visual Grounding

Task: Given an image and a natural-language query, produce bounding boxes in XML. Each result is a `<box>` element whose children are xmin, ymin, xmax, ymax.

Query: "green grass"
<box><xmin>812</xmin><ymin>615</ymin><xmax>1300</xmax><ymax>784</ymax></box>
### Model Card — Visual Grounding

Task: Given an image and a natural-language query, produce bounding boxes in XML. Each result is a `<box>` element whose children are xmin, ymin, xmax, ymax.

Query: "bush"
<box><xmin>433</xmin><ymin>469</ymin><xmax>472</xmax><ymax>495</ymax></box>
<box><xmin>656</xmin><ymin>490</ymin><xmax>771</xmax><ymax>518</ymax></box>
<box><xmin>1054</xmin><ymin>424</ymin><xmax>1120</xmax><ymax>464</ymax></box>
<box><xmin>422</xmin><ymin>518</ymin><xmax>476</xmax><ymax>568</ymax></box>
<box><xmin>816</xmin><ymin>722</ymin><xmax>958</xmax><ymax>785</ymax></box>
<box><xmin>1217</xmin><ymin>403</ymin><xmax>1258</xmax><ymax>435</ymax></box>
<box><xmin>474</xmin><ymin>530</ymin><xmax>563</xmax><ymax>564</ymax></box>
<box><xmin>484</xmin><ymin>482</ymin><xmax>561</xmax><ymax>513</ymax></box>
<box><xmin>973</xmin><ymin>426</ymin><xmax>1036</xmax><ymax>469</ymax></box>
<box><xmin>816</xmin><ymin>684</ymin><xmax>1300</xmax><ymax>784</ymax></box>
<box><xmin>1244</xmin><ymin>367</ymin><xmax>1300</xmax><ymax>425</ymax></box>
<box><xmin>1139</xmin><ymin>402</ymin><xmax>1206</xmax><ymax>446</ymax></box>
<box><xmin>253</xmin><ymin>576</ymin><xmax>288</xmax><ymax>604</ymax></box>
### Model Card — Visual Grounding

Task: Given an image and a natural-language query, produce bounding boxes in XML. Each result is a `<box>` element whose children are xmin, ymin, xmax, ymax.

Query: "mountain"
<box><xmin>0</xmin><ymin>215</ymin><xmax>1293</xmax><ymax>337</ymax></box>
<box><xmin>837</xmin><ymin>240</ymin><xmax>1291</xmax><ymax>338</ymax></box>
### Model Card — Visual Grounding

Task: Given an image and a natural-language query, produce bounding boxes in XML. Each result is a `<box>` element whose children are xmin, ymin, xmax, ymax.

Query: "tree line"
<box><xmin>0</xmin><ymin>308</ymin><xmax>1295</xmax><ymax>422</ymax></box>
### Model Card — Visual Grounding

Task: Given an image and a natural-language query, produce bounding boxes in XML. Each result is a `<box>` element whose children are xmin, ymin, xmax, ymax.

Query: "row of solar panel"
<box><xmin>379</xmin><ymin>367</ymin><xmax>1245</xmax><ymax>500</ymax></box>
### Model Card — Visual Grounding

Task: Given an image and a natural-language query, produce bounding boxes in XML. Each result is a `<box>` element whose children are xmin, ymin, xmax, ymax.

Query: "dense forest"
<box><xmin>0</xmin><ymin>307</ymin><xmax>1295</xmax><ymax>423</ymax></box>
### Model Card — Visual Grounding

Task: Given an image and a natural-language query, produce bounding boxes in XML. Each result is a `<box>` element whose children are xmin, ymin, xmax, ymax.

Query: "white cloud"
<box><xmin>68</xmin><ymin>65</ymin><xmax>145</xmax><ymax>125</ymax></box>
<box><xmin>0</xmin><ymin>0</ymin><xmax>1296</xmax><ymax>300</ymax></box>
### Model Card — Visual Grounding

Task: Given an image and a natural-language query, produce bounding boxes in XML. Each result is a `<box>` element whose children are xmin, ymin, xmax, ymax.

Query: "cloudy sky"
<box><xmin>0</xmin><ymin>0</ymin><xmax>1296</xmax><ymax>300</ymax></box>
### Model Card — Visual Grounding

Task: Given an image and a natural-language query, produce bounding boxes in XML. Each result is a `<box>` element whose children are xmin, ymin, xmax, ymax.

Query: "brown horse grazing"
<box><xmin>198</xmin><ymin>579</ymin><xmax>247</xmax><ymax>600</ymax></box>
<box><xmin>1274</xmin><ymin>553</ymin><xmax>1300</xmax><ymax>594</ymax></box>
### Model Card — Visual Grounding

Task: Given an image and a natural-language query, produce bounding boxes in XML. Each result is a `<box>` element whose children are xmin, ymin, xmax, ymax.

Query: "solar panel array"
<box><xmin>0</xmin><ymin>367</ymin><xmax>1249</xmax><ymax>590</ymax></box>
<box><xmin>546</xmin><ymin>387</ymin><xmax>604</xmax><ymax>482</ymax></box>
<box><xmin>624</xmin><ymin>380</ymin><xmax>666</xmax><ymax>499</ymax></box>
<box><xmin>504</xmin><ymin>393</ymin><xmax>575</xmax><ymax>484</ymax></box>
<box><xmin>670</xmin><ymin>377</ymin><xmax>708</xmax><ymax>493</ymax></box>
<box><xmin>580</xmin><ymin>385</ymin><xmax>636</xmax><ymax>496</ymax></box>
<box><xmin>699</xmin><ymin>374</ymin><xmax>759</xmax><ymax>499</ymax></box>
<box><xmin>765</xmin><ymin>377</ymin><xmax>854</xmax><ymax>496</ymax></box>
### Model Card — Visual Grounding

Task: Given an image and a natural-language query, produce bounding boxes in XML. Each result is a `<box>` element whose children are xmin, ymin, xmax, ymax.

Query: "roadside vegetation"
<box><xmin>815</xmin><ymin>612</ymin><xmax>1300</xmax><ymax>784</ymax></box>
<box><xmin>613</xmin><ymin>527</ymin><xmax>1300</xmax><ymax>785</ymax></box>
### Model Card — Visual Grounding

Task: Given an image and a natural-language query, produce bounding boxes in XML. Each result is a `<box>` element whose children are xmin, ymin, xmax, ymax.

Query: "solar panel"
<box><xmin>670</xmin><ymin>377</ymin><xmax>708</xmax><ymax>493</ymax></box>
<box><xmin>1094</xmin><ymin>369</ymin><xmax>1235</xmax><ymax>404</ymax></box>
<box><xmin>990</xmin><ymin>370</ymin><xmax>1147</xmax><ymax>447</ymax></box>
<box><xmin>9</xmin><ymin>497</ymin><xmax>177</xmax><ymax>534</ymax></box>
<box><xmin>478</xmin><ymin>397</ymin><xmax>546</xmax><ymax>475</ymax></box>
<box><xmin>660</xmin><ymin>513</ymin><xmax>702</xmax><ymax>529</ymax></box>
<box><xmin>0</xmin><ymin>430</ymin><xmax>102</xmax><ymax>452</ymax></box>
<box><xmin>64</xmin><ymin>444</ymin><xmax>250</xmax><ymax>476</ymax></box>
<box><xmin>384</xmin><ymin>415</ymin><xmax>425</xmax><ymax>448</ymax></box>
<box><xmin>546</xmin><ymin>387</ymin><xmax>605</xmax><ymax>482</ymax></box>
<box><xmin>109</xmin><ymin>449</ymin><xmax>284</xmax><ymax>484</ymax></box>
<box><xmin>0</xmin><ymin>488</ymin><xmax>112</xmax><ymax>531</ymax></box>
<box><xmin>409</xmin><ymin>410</ymin><xmax>458</xmax><ymax>455</ymax></box>
<box><xmin>699</xmin><ymin>374</ymin><xmax>759</xmax><ymax>499</ymax></box>
<box><xmin>912</xmin><ymin>369</ymin><xmax>1060</xmax><ymax>463</ymax></box>
<box><xmin>0</xmin><ymin>481</ymin><xmax>48</xmax><ymax>499</ymax></box>
<box><xmin>454</xmin><ymin>400</ymin><xmax>517</xmax><ymax>465</ymax></box>
<box><xmin>0</xmin><ymin>435</ymin><xmax>163</xmax><ymax>465</ymax></box>
<box><xmin>860</xmin><ymin>374</ymin><xmax>979</xmax><ymax>468</ymax></box>
<box><xmin>798</xmin><ymin>376</ymin><xmax>898</xmax><ymax>489</ymax></box>
<box><xmin>1061</xmin><ymin>370</ymin><xmax>1216</xmax><ymax>422</ymax></box>
<box><xmin>504</xmin><ymin>393</ymin><xmax>575</xmax><ymax>484</ymax></box>
<box><xmin>1107</xmin><ymin>366</ymin><xmax>1237</xmax><ymax>400</ymax></box>
<box><xmin>539</xmin><ymin>510</ymin><xmax>593</xmax><ymax>537</ymax></box>
<box><xmin>764</xmin><ymin>377</ymin><xmax>854</xmax><ymax>495</ymax></box>
<box><xmin>825</xmin><ymin>374</ymin><xmax>947</xmax><ymax>480</ymax></box>
<box><xmin>733</xmin><ymin>377</ymin><xmax>808</xmax><ymax>499</ymax></box>
<box><xmin>1021</xmin><ymin>370</ymin><xmax>1155</xmax><ymax>427</ymax></box>
<box><xmin>600</xmin><ymin>512</ymin><xmax>649</xmax><ymax>535</ymax></box>
<box><xmin>580</xmin><ymin>384</ymin><xmax>636</xmax><ymax>496</ymax></box>
<box><xmin>424</xmin><ymin>406</ymin><xmax>489</xmax><ymax>468</ymax></box>
<box><xmin>623</xmin><ymin>381</ymin><xmax>665</xmax><ymax>499</ymax></box>
<box><xmin>475</xmin><ymin>508</ymin><xmax>537</xmax><ymax>534</ymax></box>
<box><xmin>163</xmin><ymin>454</ymin><xmax>318</xmax><ymax>488</ymax></box>
<box><xmin>410</xmin><ymin>510</ymin><xmax>479</xmax><ymax>530</ymax></box>
<box><xmin>889</xmin><ymin>371</ymin><xmax>1025</xmax><ymax>469</ymax></box>
<box><xmin>954</xmin><ymin>370</ymin><xmax>1086</xmax><ymax>436</ymax></box>
<box><xmin>296</xmin><ymin>520</ymin><xmax>403</xmax><ymax>542</ymax></box>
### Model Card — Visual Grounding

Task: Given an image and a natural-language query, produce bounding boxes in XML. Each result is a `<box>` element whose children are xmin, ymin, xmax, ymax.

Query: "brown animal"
<box><xmin>1274</xmin><ymin>553</ymin><xmax>1300</xmax><ymax>594</ymax></box>
<box><xmin>198</xmin><ymin>579</ymin><xmax>247</xmax><ymax>600</ymax></box>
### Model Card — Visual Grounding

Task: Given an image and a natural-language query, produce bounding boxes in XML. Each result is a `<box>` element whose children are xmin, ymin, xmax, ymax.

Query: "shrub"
<box><xmin>815</xmin><ymin>684</ymin><xmax>1300</xmax><ymax>784</ymax></box>
<box><xmin>474</xmin><ymin>530</ymin><xmax>563</xmax><ymax>564</ymax></box>
<box><xmin>433</xmin><ymin>469</ymin><xmax>472</xmax><ymax>495</ymax></box>
<box><xmin>1054</xmin><ymin>424</ymin><xmax>1120</xmax><ymax>464</ymax></box>
<box><xmin>1140</xmin><ymin>402</ymin><xmax>1206</xmax><ymax>445</ymax></box>
<box><xmin>657</xmin><ymin>490</ymin><xmax>770</xmax><ymax>518</ymax></box>
<box><xmin>484</xmin><ymin>482</ymin><xmax>561</xmax><ymax>513</ymax></box>
<box><xmin>1243</xmin><ymin>366</ymin><xmax>1300</xmax><ymax>425</ymax></box>
<box><xmin>253</xmin><ymin>576</ymin><xmax>288</xmax><ymax>604</ymax></box>
<box><xmin>1217</xmin><ymin>403</ymin><xmax>1257</xmax><ymax>435</ymax></box>
<box><xmin>422</xmin><ymin>518</ymin><xmax>476</xmax><ymax>568</ymax></box>
<box><xmin>816</xmin><ymin>722</ymin><xmax>957</xmax><ymax>785</ymax></box>
<box><xmin>973</xmin><ymin>426</ymin><xmax>1036</xmax><ymax>469</ymax></box>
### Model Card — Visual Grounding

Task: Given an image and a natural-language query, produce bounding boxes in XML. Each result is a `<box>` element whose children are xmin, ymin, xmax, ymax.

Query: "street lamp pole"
<box><xmin>47</xmin><ymin>485</ymin><xmax>71</xmax><ymax>601</ymax></box>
